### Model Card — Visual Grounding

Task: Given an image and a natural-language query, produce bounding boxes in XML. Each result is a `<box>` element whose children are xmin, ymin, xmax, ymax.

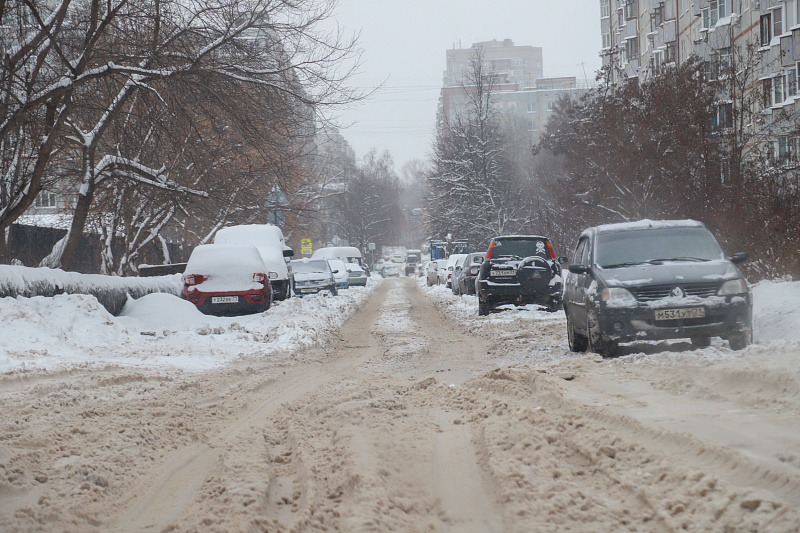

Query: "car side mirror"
<box><xmin>283</xmin><ymin>249</ymin><xmax>294</xmax><ymax>257</ymax></box>
<box><xmin>268</xmin><ymin>271</ymin><xmax>279</xmax><ymax>279</ymax></box>
<box><xmin>332</xmin><ymin>269</ymin><xmax>339</xmax><ymax>274</ymax></box>
<box><xmin>730</xmin><ymin>252</ymin><xmax>748</xmax><ymax>264</ymax></box>
<box><xmin>558</xmin><ymin>256</ymin><xmax>569</xmax><ymax>265</ymax></box>
<box><xmin>568</xmin><ymin>264</ymin><xmax>590</xmax><ymax>274</ymax></box>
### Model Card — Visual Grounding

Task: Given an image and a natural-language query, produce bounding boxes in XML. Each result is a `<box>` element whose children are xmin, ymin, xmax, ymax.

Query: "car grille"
<box><xmin>630</xmin><ymin>282</ymin><xmax>721</xmax><ymax>302</ymax></box>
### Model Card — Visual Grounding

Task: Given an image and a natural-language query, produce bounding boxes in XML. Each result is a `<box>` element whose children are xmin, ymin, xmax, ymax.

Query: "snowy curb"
<box><xmin>0</xmin><ymin>264</ymin><xmax>182</xmax><ymax>316</ymax></box>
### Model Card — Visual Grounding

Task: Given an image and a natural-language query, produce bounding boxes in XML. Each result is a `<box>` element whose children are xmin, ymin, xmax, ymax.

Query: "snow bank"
<box><xmin>0</xmin><ymin>264</ymin><xmax>182</xmax><ymax>315</ymax></box>
<box><xmin>0</xmin><ymin>277</ymin><xmax>381</xmax><ymax>374</ymax></box>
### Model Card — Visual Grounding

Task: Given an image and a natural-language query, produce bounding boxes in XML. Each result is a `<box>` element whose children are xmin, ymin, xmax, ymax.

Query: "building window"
<box><xmin>602</xmin><ymin>31</ymin><xmax>611</xmax><ymax>49</ymax></box>
<box><xmin>788</xmin><ymin>66</ymin><xmax>798</xmax><ymax>98</ymax></box>
<box><xmin>34</xmin><ymin>192</ymin><xmax>58</xmax><ymax>208</ymax></box>
<box><xmin>701</xmin><ymin>1</ymin><xmax>727</xmax><ymax>29</ymax></box>
<box><xmin>600</xmin><ymin>0</ymin><xmax>610</xmax><ymax>18</ymax></box>
<box><xmin>712</xmin><ymin>102</ymin><xmax>733</xmax><ymax>131</ymax></box>
<box><xmin>718</xmin><ymin>47</ymin><xmax>731</xmax><ymax>77</ymax></box>
<box><xmin>773</xmin><ymin>7</ymin><xmax>783</xmax><ymax>37</ymax></box>
<box><xmin>763</xmin><ymin>77</ymin><xmax>772</xmax><ymax>108</ymax></box>
<box><xmin>786</xmin><ymin>0</ymin><xmax>800</xmax><ymax>29</ymax></box>
<box><xmin>527</xmin><ymin>102</ymin><xmax>537</xmax><ymax>113</ymax></box>
<box><xmin>774</xmin><ymin>74</ymin><xmax>785</xmax><ymax>105</ymax></box>
<box><xmin>650</xmin><ymin>4</ymin><xmax>664</xmax><ymax>32</ymax></box>
<box><xmin>624</xmin><ymin>0</ymin><xmax>638</xmax><ymax>21</ymax></box>
<box><xmin>773</xmin><ymin>136</ymin><xmax>798</xmax><ymax>165</ymax></box>
<box><xmin>760</xmin><ymin>14</ymin><xmax>772</xmax><ymax>46</ymax></box>
<box><xmin>625</xmin><ymin>37</ymin><xmax>639</xmax><ymax>61</ymax></box>
<box><xmin>664</xmin><ymin>41</ymin><xmax>676</xmax><ymax>64</ymax></box>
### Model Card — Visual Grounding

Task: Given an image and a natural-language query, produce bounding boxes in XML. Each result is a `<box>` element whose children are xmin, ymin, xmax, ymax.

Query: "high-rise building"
<box><xmin>443</xmin><ymin>39</ymin><xmax>544</xmax><ymax>89</ymax></box>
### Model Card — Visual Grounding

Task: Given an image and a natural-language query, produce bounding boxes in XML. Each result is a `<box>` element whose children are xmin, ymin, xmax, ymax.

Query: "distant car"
<box><xmin>291</xmin><ymin>258</ymin><xmax>337</xmax><ymax>296</ymax></box>
<box><xmin>382</xmin><ymin>264</ymin><xmax>400</xmax><ymax>277</ymax></box>
<box><xmin>345</xmin><ymin>263</ymin><xmax>368</xmax><ymax>286</ymax></box>
<box><xmin>476</xmin><ymin>236</ymin><xmax>565</xmax><ymax>316</ymax></box>
<box><xmin>454</xmin><ymin>252</ymin><xmax>485</xmax><ymax>296</ymax></box>
<box><xmin>443</xmin><ymin>254</ymin><xmax>467</xmax><ymax>288</ymax></box>
<box><xmin>426</xmin><ymin>259</ymin><xmax>445</xmax><ymax>286</ymax></box>
<box><xmin>450</xmin><ymin>255</ymin><xmax>469</xmax><ymax>295</ymax></box>
<box><xmin>563</xmin><ymin>219</ymin><xmax>752</xmax><ymax>357</ymax></box>
<box><xmin>182</xmin><ymin>244</ymin><xmax>274</xmax><ymax>315</ymax></box>
<box><xmin>327</xmin><ymin>259</ymin><xmax>349</xmax><ymax>289</ymax></box>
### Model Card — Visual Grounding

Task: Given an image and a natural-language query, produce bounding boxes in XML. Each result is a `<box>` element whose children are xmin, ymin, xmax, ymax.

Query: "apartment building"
<box><xmin>438</xmin><ymin>40</ymin><xmax>590</xmax><ymax>141</ymax></box>
<box><xmin>600</xmin><ymin>0</ymin><xmax>800</xmax><ymax>159</ymax></box>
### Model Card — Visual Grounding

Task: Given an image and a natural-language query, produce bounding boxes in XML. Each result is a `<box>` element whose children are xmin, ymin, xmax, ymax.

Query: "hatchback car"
<box><xmin>476</xmin><ymin>236</ymin><xmax>565</xmax><ymax>315</ymax></box>
<box><xmin>290</xmin><ymin>258</ymin><xmax>337</xmax><ymax>296</ymax></box>
<box><xmin>453</xmin><ymin>252</ymin><xmax>485</xmax><ymax>296</ymax></box>
<box><xmin>182</xmin><ymin>244</ymin><xmax>274</xmax><ymax>315</ymax></box>
<box><xmin>563</xmin><ymin>220</ymin><xmax>752</xmax><ymax>357</ymax></box>
<box><xmin>345</xmin><ymin>263</ymin><xmax>368</xmax><ymax>286</ymax></box>
<box><xmin>327</xmin><ymin>259</ymin><xmax>350</xmax><ymax>290</ymax></box>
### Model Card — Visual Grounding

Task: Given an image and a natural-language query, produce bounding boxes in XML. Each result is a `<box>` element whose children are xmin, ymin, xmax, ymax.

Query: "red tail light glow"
<box><xmin>253</xmin><ymin>273</ymin><xmax>266</xmax><ymax>284</ymax></box>
<box><xmin>486</xmin><ymin>240</ymin><xmax>497</xmax><ymax>259</ymax></box>
<box><xmin>546</xmin><ymin>240</ymin><xmax>556</xmax><ymax>260</ymax></box>
<box><xmin>184</xmin><ymin>274</ymin><xmax>197</xmax><ymax>286</ymax></box>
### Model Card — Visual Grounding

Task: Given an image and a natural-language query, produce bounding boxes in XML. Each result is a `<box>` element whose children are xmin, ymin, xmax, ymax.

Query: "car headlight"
<box><xmin>601</xmin><ymin>287</ymin><xmax>637</xmax><ymax>305</ymax></box>
<box><xmin>718</xmin><ymin>278</ymin><xmax>748</xmax><ymax>296</ymax></box>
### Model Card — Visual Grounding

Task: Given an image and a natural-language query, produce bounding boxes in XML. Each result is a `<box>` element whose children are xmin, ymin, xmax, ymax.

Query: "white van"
<box><xmin>311</xmin><ymin>246</ymin><xmax>368</xmax><ymax>286</ymax></box>
<box><xmin>214</xmin><ymin>224</ymin><xmax>294</xmax><ymax>300</ymax></box>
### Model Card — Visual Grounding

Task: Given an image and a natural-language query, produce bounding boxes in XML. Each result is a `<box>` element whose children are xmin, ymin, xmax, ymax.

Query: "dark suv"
<box><xmin>563</xmin><ymin>220</ymin><xmax>752</xmax><ymax>357</ymax></box>
<box><xmin>476</xmin><ymin>235</ymin><xmax>566</xmax><ymax>316</ymax></box>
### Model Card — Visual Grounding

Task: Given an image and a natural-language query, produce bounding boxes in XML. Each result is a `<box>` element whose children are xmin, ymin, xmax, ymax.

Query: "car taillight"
<box><xmin>486</xmin><ymin>240</ymin><xmax>496</xmax><ymax>259</ymax></box>
<box><xmin>253</xmin><ymin>273</ymin><xmax>266</xmax><ymax>284</ymax></box>
<box><xmin>184</xmin><ymin>274</ymin><xmax>197</xmax><ymax>286</ymax></box>
<box><xmin>470</xmin><ymin>266</ymin><xmax>480</xmax><ymax>275</ymax></box>
<box><xmin>546</xmin><ymin>240</ymin><xmax>556</xmax><ymax>260</ymax></box>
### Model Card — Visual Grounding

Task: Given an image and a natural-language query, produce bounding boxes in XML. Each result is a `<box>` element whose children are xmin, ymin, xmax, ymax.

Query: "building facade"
<box><xmin>600</xmin><ymin>0</ymin><xmax>800</xmax><ymax>160</ymax></box>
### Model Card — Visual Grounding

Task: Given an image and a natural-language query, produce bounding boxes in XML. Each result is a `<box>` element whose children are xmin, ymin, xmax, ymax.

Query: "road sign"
<box><xmin>300</xmin><ymin>239</ymin><xmax>313</xmax><ymax>255</ymax></box>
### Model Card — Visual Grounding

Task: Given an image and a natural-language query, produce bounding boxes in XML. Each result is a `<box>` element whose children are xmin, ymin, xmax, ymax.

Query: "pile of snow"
<box><xmin>0</xmin><ymin>277</ymin><xmax>381</xmax><ymax>374</ymax></box>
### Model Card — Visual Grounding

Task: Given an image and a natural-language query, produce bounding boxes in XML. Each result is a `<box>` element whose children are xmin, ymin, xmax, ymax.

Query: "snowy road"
<box><xmin>1</xmin><ymin>277</ymin><xmax>800</xmax><ymax>531</ymax></box>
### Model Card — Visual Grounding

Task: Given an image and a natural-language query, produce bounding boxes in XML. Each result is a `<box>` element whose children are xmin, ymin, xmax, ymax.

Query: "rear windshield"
<box><xmin>291</xmin><ymin>260</ymin><xmax>330</xmax><ymax>274</ymax></box>
<box><xmin>595</xmin><ymin>227</ymin><xmax>725</xmax><ymax>268</ymax></box>
<box><xmin>492</xmin><ymin>238</ymin><xmax>549</xmax><ymax>259</ymax></box>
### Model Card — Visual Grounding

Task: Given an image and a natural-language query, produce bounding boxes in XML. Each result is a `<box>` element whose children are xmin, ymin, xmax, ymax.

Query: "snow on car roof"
<box><xmin>214</xmin><ymin>224</ymin><xmax>285</xmax><ymax>249</ymax></box>
<box><xmin>312</xmin><ymin>246</ymin><xmax>362</xmax><ymax>258</ymax></box>
<box><xmin>594</xmin><ymin>219</ymin><xmax>704</xmax><ymax>233</ymax></box>
<box><xmin>185</xmin><ymin>244</ymin><xmax>267</xmax><ymax>275</ymax></box>
<box><xmin>493</xmin><ymin>235</ymin><xmax>549</xmax><ymax>240</ymax></box>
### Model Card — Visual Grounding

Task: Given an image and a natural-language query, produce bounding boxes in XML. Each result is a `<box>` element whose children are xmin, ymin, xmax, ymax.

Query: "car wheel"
<box><xmin>478</xmin><ymin>298</ymin><xmax>491</xmax><ymax>316</ymax></box>
<box><xmin>567</xmin><ymin>313</ymin><xmax>588</xmax><ymax>352</ymax></box>
<box><xmin>588</xmin><ymin>310</ymin><xmax>618</xmax><ymax>358</ymax></box>
<box><xmin>728</xmin><ymin>332</ymin><xmax>749</xmax><ymax>351</ymax></box>
<box><xmin>690</xmin><ymin>336</ymin><xmax>711</xmax><ymax>348</ymax></box>
<box><xmin>330</xmin><ymin>287</ymin><xmax>337</xmax><ymax>296</ymax></box>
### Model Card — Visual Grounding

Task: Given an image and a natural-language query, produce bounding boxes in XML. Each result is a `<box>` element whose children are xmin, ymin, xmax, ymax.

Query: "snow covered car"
<box><xmin>182</xmin><ymin>244</ymin><xmax>274</xmax><ymax>315</ymax></box>
<box><xmin>442</xmin><ymin>254</ymin><xmax>467</xmax><ymax>288</ymax></box>
<box><xmin>476</xmin><ymin>236</ymin><xmax>565</xmax><ymax>316</ymax></box>
<box><xmin>345</xmin><ymin>263</ymin><xmax>368</xmax><ymax>286</ymax></box>
<box><xmin>381</xmin><ymin>264</ymin><xmax>400</xmax><ymax>277</ymax></box>
<box><xmin>426</xmin><ymin>259</ymin><xmax>446</xmax><ymax>286</ymax></box>
<box><xmin>327</xmin><ymin>259</ymin><xmax>350</xmax><ymax>290</ymax></box>
<box><xmin>214</xmin><ymin>224</ymin><xmax>294</xmax><ymax>300</ymax></box>
<box><xmin>450</xmin><ymin>255</ymin><xmax>469</xmax><ymax>295</ymax></box>
<box><xmin>290</xmin><ymin>258</ymin><xmax>337</xmax><ymax>296</ymax></box>
<box><xmin>453</xmin><ymin>252</ymin><xmax>485</xmax><ymax>296</ymax></box>
<box><xmin>563</xmin><ymin>220</ymin><xmax>752</xmax><ymax>357</ymax></box>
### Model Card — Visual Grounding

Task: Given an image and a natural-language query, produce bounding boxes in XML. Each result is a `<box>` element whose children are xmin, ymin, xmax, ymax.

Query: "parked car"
<box><xmin>214</xmin><ymin>224</ymin><xmax>293</xmax><ymax>300</ymax></box>
<box><xmin>381</xmin><ymin>264</ymin><xmax>400</xmax><ymax>277</ymax></box>
<box><xmin>563</xmin><ymin>220</ymin><xmax>752</xmax><ymax>357</ymax></box>
<box><xmin>345</xmin><ymin>263</ymin><xmax>368</xmax><ymax>286</ymax></box>
<box><xmin>476</xmin><ymin>236</ymin><xmax>565</xmax><ymax>316</ymax></box>
<box><xmin>290</xmin><ymin>258</ymin><xmax>337</xmax><ymax>296</ymax></box>
<box><xmin>442</xmin><ymin>254</ymin><xmax>467</xmax><ymax>288</ymax></box>
<box><xmin>426</xmin><ymin>259</ymin><xmax>446</xmax><ymax>286</ymax></box>
<box><xmin>327</xmin><ymin>259</ymin><xmax>349</xmax><ymax>290</ymax></box>
<box><xmin>453</xmin><ymin>252</ymin><xmax>485</xmax><ymax>296</ymax></box>
<box><xmin>450</xmin><ymin>255</ymin><xmax>469</xmax><ymax>295</ymax></box>
<box><xmin>182</xmin><ymin>244</ymin><xmax>274</xmax><ymax>315</ymax></box>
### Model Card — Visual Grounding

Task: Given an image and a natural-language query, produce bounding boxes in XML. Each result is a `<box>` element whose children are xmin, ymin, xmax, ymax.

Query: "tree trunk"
<box><xmin>60</xmin><ymin>183</ymin><xmax>95</xmax><ymax>271</ymax></box>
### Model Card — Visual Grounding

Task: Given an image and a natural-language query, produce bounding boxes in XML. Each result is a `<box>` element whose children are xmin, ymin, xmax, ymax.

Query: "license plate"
<box><xmin>492</xmin><ymin>270</ymin><xmax>515</xmax><ymax>277</ymax></box>
<box><xmin>300</xmin><ymin>288</ymin><xmax>317</xmax><ymax>293</ymax></box>
<box><xmin>655</xmin><ymin>307</ymin><xmax>705</xmax><ymax>320</ymax></box>
<box><xmin>211</xmin><ymin>296</ymin><xmax>239</xmax><ymax>304</ymax></box>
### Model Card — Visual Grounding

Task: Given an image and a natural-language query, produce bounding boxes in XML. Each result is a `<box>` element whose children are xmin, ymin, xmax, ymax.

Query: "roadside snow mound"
<box><xmin>0</xmin><ymin>278</ymin><xmax>381</xmax><ymax>374</ymax></box>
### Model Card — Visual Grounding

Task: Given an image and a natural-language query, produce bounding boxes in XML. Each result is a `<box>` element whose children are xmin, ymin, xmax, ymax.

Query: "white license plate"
<box><xmin>655</xmin><ymin>307</ymin><xmax>705</xmax><ymax>321</ymax></box>
<box><xmin>211</xmin><ymin>296</ymin><xmax>239</xmax><ymax>304</ymax></box>
<box><xmin>492</xmin><ymin>270</ymin><xmax>515</xmax><ymax>277</ymax></box>
<box><xmin>300</xmin><ymin>288</ymin><xmax>317</xmax><ymax>293</ymax></box>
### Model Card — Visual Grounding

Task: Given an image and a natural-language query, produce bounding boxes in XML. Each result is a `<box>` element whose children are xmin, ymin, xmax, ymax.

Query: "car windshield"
<box><xmin>596</xmin><ymin>227</ymin><xmax>725</xmax><ymax>268</ymax></box>
<box><xmin>492</xmin><ymin>238</ymin><xmax>549</xmax><ymax>259</ymax></box>
<box><xmin>292</xmin><ymin>260</ymin><xmax>329</xmax><ymax>274</ymax></box>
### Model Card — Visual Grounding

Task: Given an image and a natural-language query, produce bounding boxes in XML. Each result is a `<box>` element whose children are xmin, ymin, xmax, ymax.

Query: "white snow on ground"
<box><xmin>0</xmin><ymin>278</ymin><xmax>382</xmax><ymax>374</ymax></box>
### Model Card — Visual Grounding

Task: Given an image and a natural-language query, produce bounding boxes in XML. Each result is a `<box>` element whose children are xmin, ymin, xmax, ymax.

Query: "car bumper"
<box><xmin>184</xmin><ymin>290</ymin><xmax>269</xmax><ymax>316</ymax></box>
<box><xmin>596</xmin><ymin>298</ymin><xmax>752</xmax><ymax>342</ymax></box>
<box><xmin>478</xmin><ymin>280</ymin><xmax>561</xmax><ymax>304</ymax></box>
<box><xmin>348</xmin><ymin>275</ymin><xmax>368</xmax><ymax>286</ymax></box>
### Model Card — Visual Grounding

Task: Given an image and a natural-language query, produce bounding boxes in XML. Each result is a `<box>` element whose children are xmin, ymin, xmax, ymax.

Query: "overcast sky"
<box><xmin>326</xmin><ymin>0</ymin><xmax>604</xmax><ymax>172</ymax></box>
